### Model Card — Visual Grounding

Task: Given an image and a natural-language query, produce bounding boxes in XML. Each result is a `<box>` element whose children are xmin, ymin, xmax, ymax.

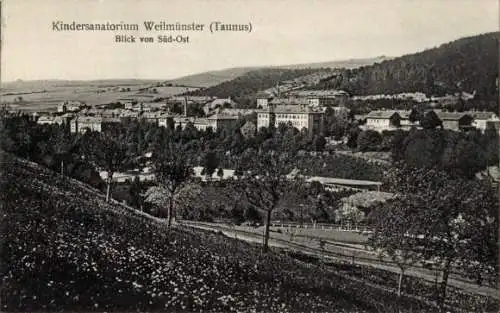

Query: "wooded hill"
<box><xmin>311</xmin><ymin>32</ymin><xmax>499</xmax><ymax>100</ymax></box>
<box><xmin>185</xmin><ymin>68</ymin><xmax>327</xmax><ymax>107</ymax></box>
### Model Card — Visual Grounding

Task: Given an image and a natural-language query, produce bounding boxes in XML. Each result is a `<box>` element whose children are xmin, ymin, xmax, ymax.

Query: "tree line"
<box><xmin>311</xmin><ymin>32</ymin><xmax>499</xmax><ymax>101</ymax></box>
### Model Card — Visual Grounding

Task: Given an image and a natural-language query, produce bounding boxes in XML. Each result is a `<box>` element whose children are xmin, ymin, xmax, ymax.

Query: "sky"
<box><xmin>1</xmin><ymin>0</ymin><xmax>498</xmax><ymax>82</ymax></box>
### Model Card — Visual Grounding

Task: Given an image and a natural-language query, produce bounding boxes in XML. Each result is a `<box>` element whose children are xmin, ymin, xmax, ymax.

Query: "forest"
<box><xmin>185</xmin><ymin>68</ymin><xmax>326</xmax><ymax>107</ymax></box>
<box><xmin>311</xmin><ymin>32</ymin><xmax>499</xmax><ymax>100</ymax></box>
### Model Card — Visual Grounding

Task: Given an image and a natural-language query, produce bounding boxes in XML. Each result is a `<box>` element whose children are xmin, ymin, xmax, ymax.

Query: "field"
<box><xmin>1</xmin><ymin>80</ymin><xmax>198</xmax><ymax>112</ymax></box>
<box><xmin>0</xmin><ymin>151</ymin><xmax>461</xmax><ymax>313</ymax></box>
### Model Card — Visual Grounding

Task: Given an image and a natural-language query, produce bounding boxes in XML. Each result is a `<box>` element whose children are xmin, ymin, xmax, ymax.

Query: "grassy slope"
<box><xmin>0</xmin><ymin>152</ymin><xmax>435</xmax><ymax>312</ymax></box>
<box><xmin>166</xmin><ymin>67</ymin><xmax>258</xmax><ymax>88</ymax></box>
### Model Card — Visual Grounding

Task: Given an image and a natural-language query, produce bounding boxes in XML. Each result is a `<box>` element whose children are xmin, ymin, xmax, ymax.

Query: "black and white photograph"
<box><xmin>0</xmin><ymin>0</ymin><xmax>498</xmax><ymax>312</ymax></box>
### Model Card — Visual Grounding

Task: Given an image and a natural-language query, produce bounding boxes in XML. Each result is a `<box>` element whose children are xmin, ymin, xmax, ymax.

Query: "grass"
<box><xmin>1</xmin><ymin>152</ymin><xmax>445</xmax><ymax>312</ymax></box>
<box><xmin>2</xmin><ymin>85</ymin><xmax>197</xmax><ymax>111</ymax></box>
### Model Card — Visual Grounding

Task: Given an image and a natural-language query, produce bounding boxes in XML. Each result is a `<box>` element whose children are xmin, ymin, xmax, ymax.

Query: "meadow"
<box><xmin>0</xmin><ymin>151</ymin><xmax>455</xmax><ymax>313</ymax></box>
<box><xmin>1</xmin><ymin>80</ymin><xmax>197</xmax><ymax>112</ymax></box>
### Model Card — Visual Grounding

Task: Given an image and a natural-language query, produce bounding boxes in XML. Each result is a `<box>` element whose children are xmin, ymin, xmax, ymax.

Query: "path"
<box><xmin>180</xmin><ymin>221</ymin><xmax>499</xmax><ymax>300</ymax></box>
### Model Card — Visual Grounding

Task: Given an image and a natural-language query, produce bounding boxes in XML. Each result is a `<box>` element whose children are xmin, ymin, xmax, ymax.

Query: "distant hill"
<box><xmin>165</xmin><ymin>67</ymin><xmax>258</xmax><ymax>88</ymax></box>
<box><xmin>276</xmin><ymin>56</ymin><xmax>393</xmax><ymax>70</ymax></box>
<box><xmin>0</xmin><ymin>79</ymin><xmax>159</xmax><ymax>93</ymax></box>
<box><xmin>310</xmin><ymin>32</ymin><xmax>499</xmax><ymax>100</ymax></box>
<box><xmin>2</xmin><ymin>57</ymin><xmax>389</xmax><ymax>93</ymax></box>
<box><xmin>167</xmin><ymin>57</ymin><xmax>391</xmax><ymax>88</ymax></box>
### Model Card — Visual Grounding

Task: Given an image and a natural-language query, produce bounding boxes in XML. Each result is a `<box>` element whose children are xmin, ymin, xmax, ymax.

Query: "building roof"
<box><xmin>207</xmin><ymin>113</ymin><xmax>239</xmax><ymax>120</ymax></box>
<box><xmin>365</xmin><ymin>110</ymin><xmax>401</xmax><ymax>119</ymax></box>
<box><xmin>431</xmin><ymin>110</ymin><xmax>497</xmax><ymax>121</ymax></box>
<box><xmin>354</xmin><ymin>114</ymin><xmax>367</xmax><ymax>120</ymax></box>
<box><xmin>169</xmin><ymin>96</ymin><xmax>214</xmax><ymax>103</ymax></box>
<box><xmin>173</xmin><ymin>117</ymin><xmax>209</xmax><ymax>125</ymax></box>
<box><xmin>141</xmin><ymin>112</ymin><xmax>164</xmax><ymax>119</ymax></box>
<box><xmin>341</xmin><ymin>191</ymin><xmax>394</xmax><ymax>206</ymax></box>
<box><xmin>269</xmin><ymin>98</ymin><xmax>309</xmax><ymax>106</ymax></box>
<box><xmin>75</xmin><ymin>116</ymin><xmax>121</xmax><ymax>123</ymax></box>
<box><xmin>470</xmin><ymin>111</ymin><xmax>498</xmax><ymax>120</ymax></box>
<box><xmin>255</xmin><ymin>92</ymin><xmax>274</xmax><ymax>99</ymax></box>
<box><xmin>287</xmin><ymin>90</ymin><xmax>350</xmax><ymax>98</ymax></box>
<box><xmin>260</xmin><ymin>104</ymin><xmax>325</xmax><ymax>114</ymax></box>
<box><xmin>434</xmin><ymin>111</ymin><xmax>472</xmax><ymax>121</ymax></box>
<box><xmin>306</xmin><ymin>176</ymin><xmax>382</xmax><ymax>187</ymax></box>
<box><xmin>217</xmin><ymin>108</ymin><xmax>256</xmax><ymax>116</ymax></box>
<box><xmin>119</xmin><ymin>111</ymin><xmax>141</xmax><ymax>118</ymax></box>
<box><xmin>37</xmin><ymin>116</ymin><xmax>55</xmax><ymax>122</ymax></box>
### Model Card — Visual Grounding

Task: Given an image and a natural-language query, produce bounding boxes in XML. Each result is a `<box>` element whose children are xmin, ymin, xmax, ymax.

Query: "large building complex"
<box><xmin>257</xmin><ymin>104</ymin><xmax>325</xmax><ymax>135</ymax></box>
<box><xmin>70</xmin><ymin>116</ymin><xmax>121</xmax><ymax>133</ymax></box>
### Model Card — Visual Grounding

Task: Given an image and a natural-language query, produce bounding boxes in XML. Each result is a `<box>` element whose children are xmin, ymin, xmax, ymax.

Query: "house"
<box><xmin>216</xmin><ymin>108</ymin><xmax>256</xmax><ymax>117</ymax></box>
<box><xmin>207</xmin><ymin>113</ymin><xmax>239</xmax><ymax>130</ymax></box>
<box><xmin>140</xmin><ymin>111</ymin><xmax>165</xmax><ymax>124</ymax></box>
<box><xmin>70</xmin><ymin>116</ymin><xmax>121</xmax><ymax>133</ymax></box>
<box><xmin>470</xmin><ymin>111</ymin><xmax>500</xmax><ymax>132</ymax></box>
<box><xmin>269</xmin><ymin>97</ymin><xmax>309</xmax><ymax>106</ymax></box>
<box><xmin>434</xmin><ymin>111</ymin><xmax>473</xmax><ymax>131</ymax></box>
<box><xmin>486</xmin><ymin>120</ymin><xmax>500</xmax><ymax>133</ymax></box>
<box><xmin>257</xmin><ymin>104</ymin><xmax>325</xmax><ymax>135</ymax></box>
<box><xmin>57</xmin><ymin>102</ymin><xmax>67</xmax><ymax>113</ymax></box>
<box><xmin>172</xmin><ymin>117</ymin><xmax>210</xmax><ymax>131</ymax></box>
<box><xmin>287</xmin><ymin>90</ymin><xmax>350</xmax><ymax>106</ymax></box>
<box><xmin>36</xmin><ymin>115</ymin><xmax>65</xmax><ymax>126</ymax></box>
<box><xmin>119</xmin><ymin>98</ymin><xmax>138</xmax><ymax>109</ymax></box>
<box><xmin>101</xmin><ymin>109</ymin><xmax>123</xmax><ymax>118</ymax></box>
<box><xmin>255</xmin><ymin>92</ymin><xmax>274</xmax><ymax>109</ymax></box>
<box><xmin>119</xmin><ymin>110</ymin><xmax>141</xmax><ymax>119</ymax></box>
<box><xmin>158</xmin><ymin>115</ymin><xmax>174</xmax><ymax>128</ymax></box>
<box><xmin>57</xmin><ymin>101</ymin><xmax>87</xmax><ymax>113</ymax></box>
<box><xmin>363</xmin><ymin>110</ymin><xmax>406</xmax><ymax>132</ymax></box>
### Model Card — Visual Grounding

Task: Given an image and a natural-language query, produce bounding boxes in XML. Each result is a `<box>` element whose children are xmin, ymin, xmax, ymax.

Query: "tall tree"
<box><xmin>151</xmin><ymin>141</ymin><xmax>194</xmax><ymax>228</ymax></box>
<box><xmin>313</xmin><ymin>134</ymin><xmax>327</xmax><ymax>152</ymax></box>
<box><xmin>420</xmin><ymin>111</ymin><xmax>443</xmax><ymax>129</ymax></box>
<box><xmin>202</xmin><ymin>150</ymin><xmax>219</xmax><ymax>180</ymax></box>
<box><xmin>357</xmin><ymin>130</ymin><xmax>382</xmax><ymax>152</ymax></box>
<box><xmin>236</xmin><ymin>149</ymin><xmax>298</xmax><ymax>252</ymax></box>
<box><xmin>90</xmin><ymin>128</ymin><xmax>131</xmax><ymax>202</ymax></box>
<box><xmin>48</xmin><ymin>126</ymin><xmax>79</xmax><ymax>176</ymax></box>
<box><xmin>216</xmin><ymin>167</ymin><xmax>224</xmax><ymax>180</ymax></box>
<box><xmin>371</xmin><ymin>164</ymin><xmax>498</xmax><ymax>310</ymax></box>
<box><xmin>369</xmin><ymin>199</ymin><xmax>421</xmax><ymax>300</ymax></box>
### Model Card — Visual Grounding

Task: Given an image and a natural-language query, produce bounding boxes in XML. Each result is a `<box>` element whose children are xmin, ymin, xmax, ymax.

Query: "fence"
<box><xmin>270</xmin><ymin>222</ymin><xmax>373</xmax><ymax>233</ymax></box>
<box><xmin>179</xmin><ymin>220</ymin><xmax>498</xmax><ymax>293</ymax></box>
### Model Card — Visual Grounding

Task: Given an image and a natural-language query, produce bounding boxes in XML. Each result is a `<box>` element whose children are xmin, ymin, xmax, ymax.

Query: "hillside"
<box><xmin>165</xmin><ymin>57</ymin><xmax>391</xmax><ymax>88</ymax></box>
<box><xmin>311</xmin><ymin>32</ymin><xmax>499</xmax><ymax>100</ymax></box>
<box><xmin>165</xmin><ymin>67</ymin><xmax>258</xmax><ymax>88</ymax></box>
<box><xmin>0</xmin><ymin>152</ymin><xmax>436</xmax><ymax>312</ymax></box>
<box><xmin>276</xmin><ymin>56</ymin><xmax>392</xmax><ymax>70</ymax></box>
<box><xmin>185</xmin><ymin>68</ymin><xmax>327</xmax><ymax>107</ymax></box>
